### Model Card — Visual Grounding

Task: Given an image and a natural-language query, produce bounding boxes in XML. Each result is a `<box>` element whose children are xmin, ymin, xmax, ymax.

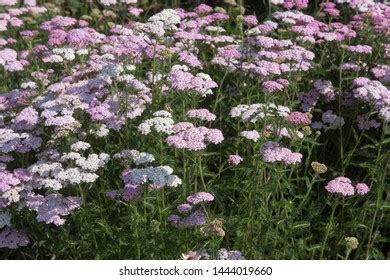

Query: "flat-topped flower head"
<box><xmin>325</xmin><ymin>177</ymin><xmax>355</xmax><ymax>196</ymax></box>
<box><xmin>228</xmin><ymin>154</ymin><xmax>243</xmax><ymax>166</ymax></box>
<box><xmin>186</xmin><ymin>192</ymin><xmax>214</xmax><ymax>205</ymax></box>
<box><xmin>186</xmin><ymin>109</ymin><xmax>216</xmax><ymax>122</ymax></box>
<box><xmin>166</xmin><ymin>124</ymin><xmax>223</xmax><ymax>151</ymax></box>
<box><xmin>261</xmin><ymin>141</ymin><xmax>303</xmax><ymax>165</ymax></box>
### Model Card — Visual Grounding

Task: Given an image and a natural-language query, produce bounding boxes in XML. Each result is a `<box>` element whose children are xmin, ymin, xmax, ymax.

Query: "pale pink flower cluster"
<box><xmin>166</xmin><ymin>123</ymin><xmax>223</xmax><ymax>151</ymax></box>
<box><xmin>261</xmin><ymin>141</ymin><xmax>303</xmax><ymax>165</ymax></box>
<box><xmin>325</xmin><ymin>177</ymin><xmax>370</xmax><ymax>196</ymax></box>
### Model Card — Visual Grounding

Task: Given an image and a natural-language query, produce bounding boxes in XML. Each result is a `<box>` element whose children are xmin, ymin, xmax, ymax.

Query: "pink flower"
<box><xmin>325</xmin><ymin>177</ymin><xmax>355</xmax><ymax>197</ymax></box>
<box><xmin>261</xmin><ymin>141</ymin><xmax>302</xmax><ymax>165</ymax></box>
<box><xmin>228</xmin><ymin>155</ymin><xmax>243</xmax><ymax>166</ymax></box>
<box><xmin>166</xmin><ymin>125</ymin><xmax>223</xmax><ymax>151</ymax></box>
<box><xmin>356</xmin><ymin>183</ymin><xmax>370</xmax><ymax>195</ymax></box>
<box><xmin>347</xmin><ymin>45</ymin><xmax>372</xmax><ymax>54</ymax></box>
<box><xmin>186</xmin><ymin>192</ymin><xmax>214</xmax><ymax>205</ymax></box>
<box><xmin>243</xmin><ymin>15</ymin><xmax>258</xmax><ymax>26</ymax></box>
<box><xmin>285</xmin><ymin>111</ymin><xmax>311</xmax><ymax>125</ymax></box>
<box><xmin>186</xmin><ymin>109</ymin><xmax>216</xmax><ymax>122</ymax></box>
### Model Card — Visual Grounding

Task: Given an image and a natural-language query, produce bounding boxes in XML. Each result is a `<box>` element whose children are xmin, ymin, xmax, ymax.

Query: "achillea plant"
<box><xmin>0</xmin><ymin>0</ymin><xmax>388</xmax><ymax>260</ymax></box>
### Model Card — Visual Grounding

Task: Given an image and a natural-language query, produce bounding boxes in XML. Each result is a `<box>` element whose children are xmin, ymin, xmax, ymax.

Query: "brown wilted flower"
<box><xmin>200</xmin><ymin>218</ymin><xmax>225</xmax><ymax>237</ymax></box>
<box><xmin>262</xmin><ymin>130</ymin><xmax>272</xmax><ymax>139</ymax></box>
<box><xmin>311</xmin><ymin>161</ymin><xmax>327</xmax><ymax>174</ymax></box>
<box><xmin>164</xmin><ymin>104</ymin><xmax>173</xmax><ymax>113</ymax></box>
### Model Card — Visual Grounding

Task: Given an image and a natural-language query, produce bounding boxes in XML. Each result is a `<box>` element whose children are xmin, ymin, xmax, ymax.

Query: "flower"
<box><xmin>0</xmin><ymin>212</ymin><xmax>11</xmax><ymax>229</ymax></box>
<box><xmin>25</xmin><ymin>193</ymin><xmax>82</xmax><ymax>226</ymax></box>
<box><xmin>218</xmin><ymin>248</ymin><xmax>245</xmax><ymax>260</ymax></box>
<box><xmin>228</xmin><ymin>155</ymin><xmax>243</xmax><ymax>166</ymax></box>
<box><xmin>355</xmin><ymin>183</ymin><xmax>370</xmax><ymax>195</ymax></box>
<box><xmin>181</xmin><ymin>250</ymin><xmax>209</xmax><ymax>260</ymax></box>
<box><xmin>240</xmin><ymin>130</ymin><xmax>260</xmax><ymax>142</ymax></box>
<box><xmin>166</xmin><ymin>124</ymin><xmax>223</xmax><ymax>151</ymax></box>
<box><xmin>186</xmin><ymin>109</ymin><xmax>216</xmax><ymax>122</ymax></box>
<box><xmin>200</xmin><ymin>218</ymin><xmax>225</xmax><ymax>237</ymax></box>
<box><xmin>186</xmin><ymin>192</ymin><xmax>214</xmax><ymax>205</ymax></box>
<box><xmin>347</xmin><ymin>44</ymin><xmax>372</xmax><ymax>54</ymax></box>
<box><xmin>167</xmin><ymin>66</ymin><xmax>218</xmax><ymax>97</ymax></box>
<box><xmin>138</xmin><ymin>111</ymin><xmax>174</xmax><ymax>135</ymax></box>
<box><xmin>345</xmin><ymin>237</ymin><xmax>359</xmax><ymax>250</ymax></box>
<box><xmin>261</xmin><ymin>141</ymin><xmax>303</xmax><ymax>165</ymax></box>
<box><xmin>285</xmin><ymin>112</ymin><xmax>311</xmax><ymax>125</ymax></box>
<box><xmin>0</xmin><ymin>227</ymin><xmax>29</xmax><ymax>249</ymax></box>
<box><xmin>325</xmin><ymin>177</ymin><xmax>355</xmax><ymax>196</ymax></box>
<box><xmin>311</xmin><ymin>161</ymin><xmax>327</xmax><ymax>174</ymax></box>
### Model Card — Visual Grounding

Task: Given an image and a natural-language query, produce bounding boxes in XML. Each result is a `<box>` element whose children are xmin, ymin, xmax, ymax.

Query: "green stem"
<box><xmin>320</xmin><ymin>200</ymin><xmax>338</xmax><ymax>259</ymax></box>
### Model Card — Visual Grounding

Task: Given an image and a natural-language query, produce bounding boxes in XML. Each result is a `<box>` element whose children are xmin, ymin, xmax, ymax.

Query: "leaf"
<box><xmin>292</xmin><ymin>222</ymin><xmax>311</xmax><ymax>230</ymax></box>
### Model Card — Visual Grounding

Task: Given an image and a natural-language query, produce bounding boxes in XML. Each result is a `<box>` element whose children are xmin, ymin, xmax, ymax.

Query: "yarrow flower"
<box><xmin>347</xmin><ymin>44</ymin><xmax>372</xmax><ymax>54</ymax></box>
<box><xmin>230</xmin><ymin>103</ymin><xmax>290</xmax><ymax>123</ymax></box>
<box><xmin>181</xmin><ymin>250</ymin><xmax>210</xmax><ymax>260</ymax></box>
<box><xmin>186</xmin><ymin>192</ymin><xmax>214</xmax><ymax>205</ymax></box>
<box><xmin>167</xmin><ymin>65</ymin><xmax>218</xmax><ymax>97</ymax></box>
<box><xmin>352</xmin><ymin>78</ymin><xmax>390</xmax><ymax>121</ymax></box>
<box><xmin>113</xmin><ymin>150</ymin><xmax>155</xmax><ymax>165</ymax></box>
<box><xmin>261</xmin><ymin>141</ymin><xmax>303</xmax><ymax>165</ymax></box>
<box><xmin>345</xmin><ymin>237</ymin><xmax>359</xmax><ymax>250</ymax></box>
<box><xmin>325</xmin><ymin>177</ymin><xmax>370</xmax><ymax>196</ymax></box>
<box><xmin>0</xmin><ymin>227</ymin><xmax>29</xmax><ymax>249</ymax></box>
<box><xmin>240</xmin><ymin>130</ymin><xmax>260</xmax><ymax>142</ymax></box>
<box><xmin>138</xmin><ymin>111</ymin><xmax>174</xmax><ymax>135</ymax></box>
<box><xmin>311</xmin><ymin>161</ymin><xmax>327</xmax><ymax>174</ymax></box>
<box><xmin>228</xmin><ymin>155</ymin><xmax>243</xmax><ymax>166</ymax></box>
<box><xmin>285</xmin><ymin>112</ymin><xmax>311</xmax><ymax>125</ymax></box>
<box><xmin>218</xmin><ymin>248</ymin><xmax>246</xmax><ymax>260</ymax></box>
<box><xmin>166</xmin><ymin>123</ymin><xmax>223</xmax><ymax>151</ymax></box>
<box><xmin>186</xmin><ymin>109</ymin><xmax>216</xmax><ymax>122</ymax></box>
<box><xmin>169</xmin><ymin>191</ymin><xmax>214</xmax><ymax>228</ymax></box>
<box><xmin>311</xmin><ymin>110</ymin><xmax>345</xmax><ymax>130</ymax></box>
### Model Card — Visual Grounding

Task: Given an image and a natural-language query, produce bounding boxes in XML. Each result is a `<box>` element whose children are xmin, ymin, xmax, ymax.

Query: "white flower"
<box><xmin>29</xmin><ymin>161</ymin><xmax>63</xmax><ymax>177</ymax></box>
<box><xmin>100</xmin><ymin>0</ymin><xmax>116</xmax><ymax>6</ymax></box>
<box><xmin>43</xmin><ymin>54</ymin><xmax>63</xmax><ymax>63</ymax></box>
<box><xmin>70</xmin><ymin>141</ymin><xmax>91</xmax><ymax>152</ymax></box>
<box><xmin>172</xmin><ymin>64</ymin><xmax>189</xmax><ymax>72</ymax></box>
<box><xmin>205</xmin><ymin>26</ymin><xmax>226</xmax><ymax>33</ymax></box>
<box><xmin>1</xmin><ymin>186</ymin><xmax>23</xmax><ymax>203</ymax></box>
<box><xmin>166</xmin><ymin>175</ymin><xmax>182</xmax><ymax>187</ymax></box>
<box><xmin>125</xmin><ymin>64</ymin><xmax>136</xmax><ymax>71</ymax></box>
<box><xmin>230</xmin><ymin>103</ymin><xmax>290</xmax><ymax>123</ymax></box>
<box><xmin>76</xmin><ymin>48</ymin><xmax>89</xmax><ymax>56</ymax></box>
<box><xmin>20</xmin><ymin>81</ymin><xmax>37</xmax><ymax>89</ymax></box>
<box><xmin>148</xmin><ymin>9</ymin><xmax>180</xmax><ymax>31</ymax></box>
<box><xmin>125</xmin><ymin>165</ymin><xmax>181</xmax><ymax>188</ymax></box>
<box><xmin>55</xmin><ymin>168</ymin><xmax>99</xmax><ymax>184</ymax></box>
<box><xmin>95</xmin><ymin>124</ymin><xmax>110</xmax><ymax>137</ymax></box>
<box><xmin>38</xmin><ymin>178</ymin><xmax>63</xmax><ymax>190</ymax></box>
<box><xmin>52</xmin><ymin>48</ymin><xmax>76</xmax><ymax>61</ymax></box>
<box><xmin>138</xmin><ymin>111</ymin><xmax>174</xmax><ymax>135</ymax></box>
<box><xmin>75</xmin><ymin>153</ymin><xmax>110</xmax><ymax>172</ymax></box>
<box><xmin>61</xmin><ymin>152</ymin><xmax>82</xmax><ymax>161</ymax></box>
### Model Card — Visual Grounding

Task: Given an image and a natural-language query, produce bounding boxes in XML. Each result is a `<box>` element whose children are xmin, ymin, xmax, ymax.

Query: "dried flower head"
<box><xmin>345</xmin><ymin>237</ymin><xmax>359</xmax><ymax>250</ymax></box>
<box><xmin>200</xmin><ymin>218</ymin><xmax>225</xmax><ymax>237</ymax></box>
<box><xmin>311</xmin><ymin>161</ymin><xmax>327</xmax><ymax>174</ymax></box>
